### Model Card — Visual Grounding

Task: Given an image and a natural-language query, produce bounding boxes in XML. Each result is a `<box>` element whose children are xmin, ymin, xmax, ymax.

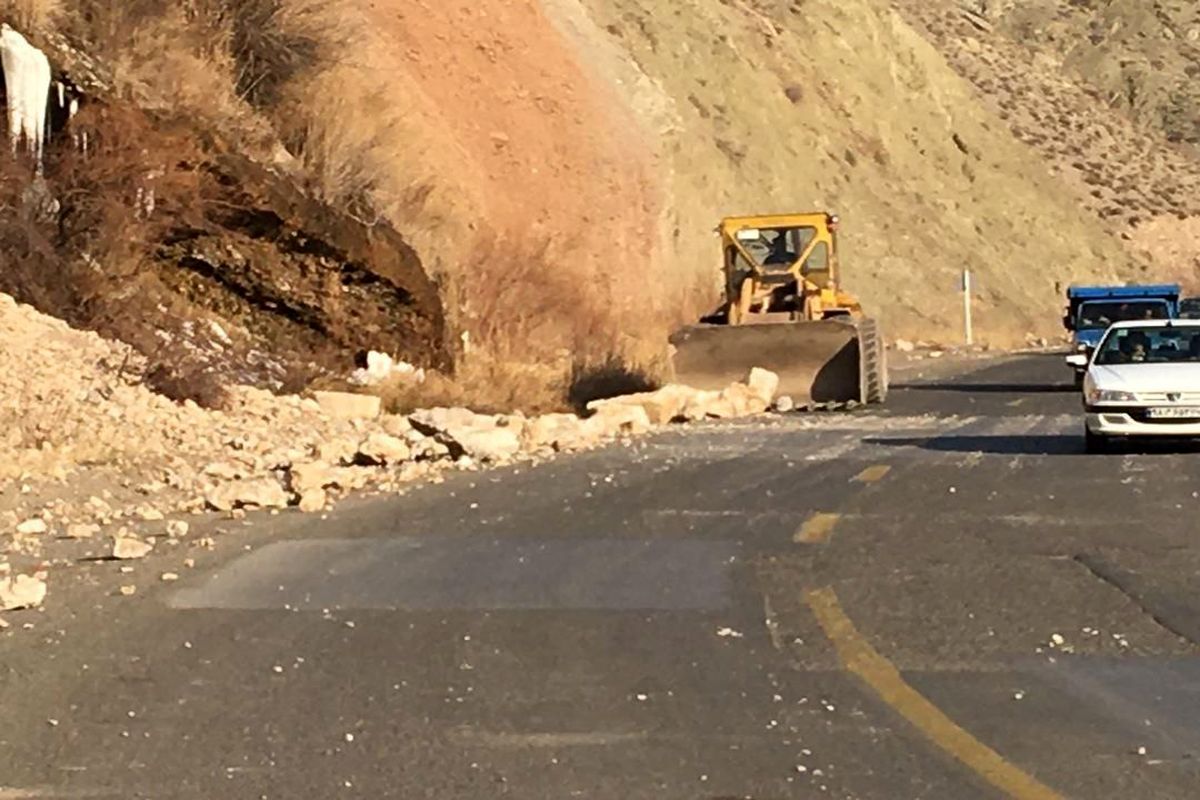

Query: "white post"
<box><xmin>962</xmin><ymin>269</ymin><xmax>974</xmax><ymax>346</ymax></box>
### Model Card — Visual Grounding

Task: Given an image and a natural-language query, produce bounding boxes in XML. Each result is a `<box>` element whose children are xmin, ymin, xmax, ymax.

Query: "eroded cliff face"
<box><xmin>0</xmin><ymin>19</ymin><xmax>447</xmax><ymax>392</ymax></box>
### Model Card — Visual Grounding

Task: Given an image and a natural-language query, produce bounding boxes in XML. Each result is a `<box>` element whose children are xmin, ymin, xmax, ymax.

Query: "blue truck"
<box><xmin>1063</xmin><ymin>284</ymin><xmax>1181</xmax><ymax>382</ymax></box>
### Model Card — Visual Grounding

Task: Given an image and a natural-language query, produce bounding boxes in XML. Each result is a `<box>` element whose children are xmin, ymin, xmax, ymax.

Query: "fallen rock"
<box><xmin>894</xmin><ymin>338</ymin><xmax>916</xmax><ymax>353</ymax></box>
<box><xmin>523</xmin><ymin>413</ymin><xmax>601</xmax><ymax>452</ymax></box>
<box><xmin>450</xmin><ymin>427</ymin><xmax>522</xmax><ymax>462</ymax></box>
<box><xmin>288</xmin><ymin>462</ymin><xmax>335</xmax><ymax>494</ymax></box>
<box><xmin>326</xmin><ymin>467</ymin><xmax>376</xmax><ymax>491</ymax></box>
<box><xmin>65</xmin><ymin>523</ymin><xmax>100</xmax><ymax>540</ymax></box>
<box><xmin>317</xmin><ymin>437</ymin><xmax>358</xmax><ymax>466</ymax></box>
<box><xmin>357</xmin><ymin>432</ymin><xmax>412</xmax><ymax>466</ymax></box>
<box><xmin>716</xmin><ymin>381</ymin><xmax>772</xmax><ymax>417</ymax></box>
<box><xmin>0</xmin><ymin>573</ymin><xmax>46</xmax><ymax>610</ymax></box>
<box><xmin>410</xmin><ymin>407</ymin><xmax>523</xmax><ymax>462</ymax></box>
<box><xmin>112</xmin><ymin>533</ymin><xmax>153</xmax><ymax>560</ymax></box>
<box><xmin>380</xmin><ymin>414</ymin><xmax>414</xmax><ymax>438</ymax></box>
<box><xmin>9</xmin><ymin>534</ymin><xmax>42</xmax><ymax>557</ymax></box>
<box><xmin>206</xmin><ymin>477</ymin><xmax>290</xmax><ymax>511</ymax></box>
<box><xmin>774</xmin><ymin>395</ymin><xmax>796</xmax><ymax>413</ymax></box>
<box><xmin>409</xmin><ymin>436</ymin><xmax>451</xmax><ymax>461</ymax></box>
<box><xmin>585</xmin><ymin>403</ymin><xmax>653</xmax><ymax>436</ymax></box>
<box><xmin>313</xmin><ymin>390</ymin><xmax>381</xmax><ymax>420</ymax></box>
<box><xmin>203</xmin><ymin>461</ymin><xmax>246</xmax><ymax>481</ymax></box>
<box><xmin>409</xmin><ymin>406</ymin><xmax>484</xmax><ymax>434</ymax></box>
<box><xmin>166</xmin><ymin>520</ymin><xmax>190</xmax><ymax>538</ymax></box>
<box><xmin>160</xmin><ymin>572</ymin><xmax>179</xmax><ymax>582</ymax></box>
<box><xmin>586</xmin><ymin>385</ymin><xmax>698</xmax><ymax>425</ymax></box>
<box><xmin>679</xmin><ymin>388</ymin><xmax>729</xmax><ymax>420</ymax></box>
<box><xmin>746</xmin><ymin>367</ymin><xmax>780</xmax><ymax>405</ymax></box>
<box><xmin>349</xmin><ymin>351</ymin><xmax>426</xmax><ymax>387</ymax></box>
<box><xmin>15</xmin><ymin>518</ymin><xmax>47</xmax><ymax>535</ymax></box>
<box><xmin>298</xmin><ymin>487</ymin><xmax>327</xmax><ymax>513</ymax></box>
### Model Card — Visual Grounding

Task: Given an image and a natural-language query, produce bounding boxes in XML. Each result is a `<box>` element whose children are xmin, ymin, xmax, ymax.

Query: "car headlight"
<box><xmin>1087</xmin><ymin>388</ymin><xmax>1136</xmax><ymax>404</ymax></box>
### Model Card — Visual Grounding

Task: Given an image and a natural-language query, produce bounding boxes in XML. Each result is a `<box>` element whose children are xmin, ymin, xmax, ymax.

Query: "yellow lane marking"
<box><xmin>805</xmin><ymin>587</ymin><xmax>1065</xmax><ymax>800</ymax></box>
<box><xmin>853</xmin><ymin>464</ymin><xmax>892</xmax><ymax>483</ymax></box>
<box><xmin>795</xmin><ymin>512</ymin><xmax>841</xmax><ymax>544</ymax></box>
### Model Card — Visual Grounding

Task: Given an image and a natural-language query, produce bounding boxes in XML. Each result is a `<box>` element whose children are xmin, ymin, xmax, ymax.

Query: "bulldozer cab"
<box><xmin>719</xmin><ymin>213</ymin><xmax>851</xmax><ymax>324</ymax></box>
<box><xmin>724</xmin><ymin>215</ymin><xmax>833</xmax><ymax>281</ymax></box>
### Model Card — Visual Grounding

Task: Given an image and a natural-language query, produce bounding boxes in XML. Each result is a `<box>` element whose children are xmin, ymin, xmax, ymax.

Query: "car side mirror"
<box><xmin>1065</xmin><ymin>354</ymin><xmax>1088</xmax><ymax>368</ymax></box>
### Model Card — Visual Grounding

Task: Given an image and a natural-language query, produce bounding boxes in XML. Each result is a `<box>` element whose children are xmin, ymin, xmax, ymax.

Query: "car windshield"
<box><xmin>1180</xmin><ymin>298</ymin><xmax>1200</xmax><ymax>319</ymax></box>
<box><xmin>1078</xmin><ymin>300</ymin><xmax>1168</xmax><ymax>329</ymax></box>
<box><xmin>1094</xmin><ymin>326</ymin><xmax>1200</xmax><ymax>365</ymax></box>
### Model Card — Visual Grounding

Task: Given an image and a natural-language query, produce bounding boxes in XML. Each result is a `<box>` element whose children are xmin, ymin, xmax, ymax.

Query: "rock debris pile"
<box><xmin>0</xmin><ymin>293</ymin><xmax>786</xmax><ymax>617</ymax></box>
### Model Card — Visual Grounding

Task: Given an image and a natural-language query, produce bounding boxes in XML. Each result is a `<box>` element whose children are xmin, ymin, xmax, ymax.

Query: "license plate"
<box><xmin>1146</xmin><ymin>406</ymin><xmax>1200</xmax><ymax>419</ymax></box>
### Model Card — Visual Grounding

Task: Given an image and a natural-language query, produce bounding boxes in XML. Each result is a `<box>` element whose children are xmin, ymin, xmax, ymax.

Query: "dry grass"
<box><xmin>274</xmin><ymin>62</ymin><xmax>392</xmax><ymax>217</ymax></box>
<box><xmin>0</xmin><ymin>0</ymin><xmax>61</xmax><ymax>33</ymax></box>
<box><xmin>0</xmin><ymin>103</ymin><xmax>237</xmax><ymax>408</ymax></box>
<box><xmin>363</xmin><ymin>232</ymin><xmax>669</xmax><ymax>414</ymax></box>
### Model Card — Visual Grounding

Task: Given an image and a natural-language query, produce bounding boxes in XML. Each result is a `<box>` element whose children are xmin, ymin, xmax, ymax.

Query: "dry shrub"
<box><xmin>0</xmin><ymin>0</ymin><xmax>61</xmax><ymax>32</ymax></box>
<box><xmin>55</xmin><ymin>0</ymin><xmax>341</xmax><ymax>161</ymax></box>
<box><xmin>0</xmin><ymin>103</ymin><xmax>235</xmax><ymax>408</ymax></box>
<box><xmin>362</xmin><ymin>234</ymin><xmax>626</xmax><ymax>415</ymax></box>
<box><xmin>373</xmin><ymin>233</ymin><xmax>669</xmax><ymax>413</ymax></box>
<box><xmin>222</xmin><ymin>0</ymin><xmax>337</xmax><ymax>109</ymax></box>
<box><xmin>274</xmin><ymin>63</ymin><xmax>389</xmax><ymax>217</ymax></box>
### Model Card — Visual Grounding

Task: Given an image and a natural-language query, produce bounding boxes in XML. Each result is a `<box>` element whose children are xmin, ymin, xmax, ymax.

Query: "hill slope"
<box><xmin>898</xmin><ymin>0</ymin><xmax>1200</xmax><ymax>288</ymax></box>
<box><xmin>7</xmin><ymin>0</ymin><xmax>1200</xmax><ymax>408</ymax></box>
<box><xmin>346</xmin><ymin>0</ymin><xmax>1148</xmax><ymax>348</ymax></box>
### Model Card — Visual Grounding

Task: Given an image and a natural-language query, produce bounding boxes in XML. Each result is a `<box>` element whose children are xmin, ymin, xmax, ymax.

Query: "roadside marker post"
<box><xmin>962</xmin><ymin>269</ymin><xmax>974</xmax><ymax>346</ymax></box>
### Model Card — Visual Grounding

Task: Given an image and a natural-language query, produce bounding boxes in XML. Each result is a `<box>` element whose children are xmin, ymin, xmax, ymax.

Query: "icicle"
<box><xmin>68</xmin><ymin>97</ymin><xmax>78</xmax><ymax>119</ymax></box>
<box><xmin>0</xmin><ymin>24</ymin><xmax>52</xmax><ymax>171</ymax></box>
<box><xmin>56</xmin><ymin>80</ymin><xmax>64</xmax><ymax>108</ymax></box>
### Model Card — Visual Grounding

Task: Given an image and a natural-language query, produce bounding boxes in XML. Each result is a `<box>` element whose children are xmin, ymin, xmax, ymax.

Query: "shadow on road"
<box><xmin>892</xmin><ymin>382</ymin><xmax>1076</xmax><ymax>394</ymax></box>
<box><xmin>869</xmin><ymin>434</ymin><xmax>1200</xmax><ymax>456</ymax></box>
<box><xmin>866</xmin><ymin>434</ymin><xmax>1081</xmax><ymax>455</ymax></box>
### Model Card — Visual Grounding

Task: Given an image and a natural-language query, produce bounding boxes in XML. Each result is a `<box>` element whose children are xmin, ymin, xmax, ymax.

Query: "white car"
<box><xmin>1068</xmin><ymin>319</ymin><xmax>1200</xmax><ymax>452</ymax></box>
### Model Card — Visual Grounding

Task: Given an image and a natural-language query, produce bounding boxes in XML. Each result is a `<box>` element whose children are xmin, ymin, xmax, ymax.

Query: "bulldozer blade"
<box><xmin>667</xmin><ymin>317</ymin><xmax>887</xmax><ymax>405</ymax></box>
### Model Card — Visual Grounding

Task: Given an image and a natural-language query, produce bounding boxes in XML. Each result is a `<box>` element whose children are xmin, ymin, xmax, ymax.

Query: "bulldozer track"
<box><xmin>858</xmin><ymin>318</ymin><xmax>888</xmax><ymax>404</ymax></box>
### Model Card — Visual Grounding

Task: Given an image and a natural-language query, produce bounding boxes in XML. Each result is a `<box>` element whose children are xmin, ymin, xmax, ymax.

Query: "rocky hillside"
<box><xmin>898</xmin><ymin>0</ymin><xmax>1200</xmax><ymax>287</ymax></box>
<box><xmin>338</xmin><ymin>0</ymin><xmax>1167</xmax><ymax>348</ymax></box>
<box><xmin>4</xmin><ymin>0</ymin><xmax>1200</xmax><ymax>408</ymax></box>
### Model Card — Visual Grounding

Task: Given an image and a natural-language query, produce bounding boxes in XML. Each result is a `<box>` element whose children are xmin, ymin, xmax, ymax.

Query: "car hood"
<box><xmin>1091</xmin><ymin>363</ymin><xmax>1200</xmax><ymax>392</ymax></box>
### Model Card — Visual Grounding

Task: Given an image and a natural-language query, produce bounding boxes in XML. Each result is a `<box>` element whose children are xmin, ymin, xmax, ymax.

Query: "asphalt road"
<box><xmin>6</xmin><ymin>354</ymin><xmax>1200</xmax><ymax>799</ymax></box>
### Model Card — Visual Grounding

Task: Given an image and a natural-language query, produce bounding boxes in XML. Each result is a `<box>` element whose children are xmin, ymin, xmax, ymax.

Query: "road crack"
<box><xmin>1072</xmin><ymin>553</ymin><xmax>1199</xmax><ymax>646</ymax></box>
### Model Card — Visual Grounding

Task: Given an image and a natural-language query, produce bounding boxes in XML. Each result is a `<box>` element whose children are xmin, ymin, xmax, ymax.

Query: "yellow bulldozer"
<box><xmin>668</xmin><ymin>212</ymin><xmax>887</xmax><ymax>404</ymax></box>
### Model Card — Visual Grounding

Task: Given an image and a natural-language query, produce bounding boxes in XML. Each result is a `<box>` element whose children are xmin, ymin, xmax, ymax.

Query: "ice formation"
<box><xmin>0</xmin><ymin>24</ymin><xmax>52</xmax><ymax>167</ymax></box>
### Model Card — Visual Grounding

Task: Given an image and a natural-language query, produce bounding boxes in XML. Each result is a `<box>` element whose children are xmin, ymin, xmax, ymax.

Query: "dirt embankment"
<box><xmin>348</xmin><ymin>0</ymin><xmax>1149</xmax><ymax>350</ymax></box>
<box><xmin>343</xmin><ymin>0</ymin><xmax>668</xmax><ymax>367</ymax></box>
<box><xmin>0</xmin><ymin>5</ymin><xmax>449</xmax><ymax>394</ymax></box>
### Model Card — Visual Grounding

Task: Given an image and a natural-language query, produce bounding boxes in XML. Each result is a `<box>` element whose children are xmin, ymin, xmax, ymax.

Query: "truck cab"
<box><xmin>1063</xmin><ymin>284</ymin><xmax>1180</xmax><ymax>382</ymax></box>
